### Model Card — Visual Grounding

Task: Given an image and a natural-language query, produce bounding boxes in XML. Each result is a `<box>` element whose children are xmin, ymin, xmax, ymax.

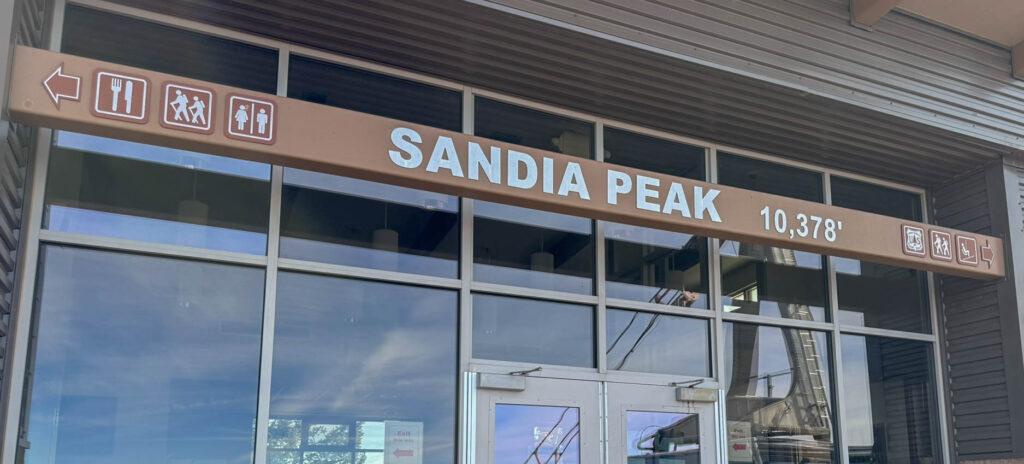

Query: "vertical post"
<box><xmin>707</xmin><ymin>146</ymin><xmax>729</xmax><ymax>464</ymax></box>
<box><xmin>252</xmin><ymin>46</ymin><xmax>289</xmax><ymax>464</ymax></box>
<box><xmin>458</xmin><ymin>87</ymin><xmax>474</xmax><ymax>464</ymax></box>
<box><xmin>823</xmin><ymin>172</ymin><xmax>850</xmax><ymax>464</ymax></box>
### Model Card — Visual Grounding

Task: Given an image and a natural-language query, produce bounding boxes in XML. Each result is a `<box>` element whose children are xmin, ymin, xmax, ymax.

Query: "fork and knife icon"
<box><xmin>109</xmin><ymin>77</ymin><xmax>134</xmax><ymax>113</ymax></box>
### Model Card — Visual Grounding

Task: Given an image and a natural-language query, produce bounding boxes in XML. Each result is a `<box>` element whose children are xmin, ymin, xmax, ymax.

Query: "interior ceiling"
<box><xmin>898</xmin><ymin>0</ymin><xmax>1024</xmax><ymax>47</ymax></box>
<box><xmin>103</xmin><ymin>0</ymin><xmax>1012</xmax><ymax>188</ymax></box>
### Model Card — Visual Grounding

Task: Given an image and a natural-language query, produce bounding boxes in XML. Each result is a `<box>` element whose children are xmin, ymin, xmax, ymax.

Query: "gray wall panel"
<box><xmin>480</xmin><ymin>0</ymin><xmax>1024</xmax><ymax>153</ymax></box>
<box><xmin>102</xmin><ymin>0</ymin><xmax>1011</xmax><ymax>187</ymax></box>
<box><xmin>0</xmin><ymin>0</ymin><xmax>48</xmax><ymax>454</ymax></box>
<box><xmin>934</xmin><ymin>164</ymin><xmax>1024</xmax><ymax>460</ymax></box>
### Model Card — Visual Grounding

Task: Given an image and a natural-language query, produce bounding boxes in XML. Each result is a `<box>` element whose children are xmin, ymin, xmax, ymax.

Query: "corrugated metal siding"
<box><xmin>933</xmin><ymin>168</ymin><xmax>1016</xmax><ymax>460</ymax></box>
<box><xmin>480</xmin><ymin>0</ymin><xmax>1024</xmax><ymax>152</ymax></box>
<box><xmin>0</xmin><ymin>0</ymin><xmax>49</xmax><ymax>451</ymax></box>
<box><xmin>101</xmin><ymin>0</ymin><xmax>1010</xmax><ymax>187</ymax></box>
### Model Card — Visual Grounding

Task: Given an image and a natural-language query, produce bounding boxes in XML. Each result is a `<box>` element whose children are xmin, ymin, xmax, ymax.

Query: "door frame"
<box><xmin>606</xmin><ymin>382</ymin><xmax>717</xmax><ymax>464</ymax></box>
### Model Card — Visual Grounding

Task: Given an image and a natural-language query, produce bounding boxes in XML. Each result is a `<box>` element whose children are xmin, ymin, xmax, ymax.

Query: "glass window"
<box><xmin>289</xmin><ymin>55</ymin><xmax>462</xmax><ymax>131</ymax></box>
<box><xmin>842</xmin><ymin>335</ymin><xmax>940</xmax><ymax>463</ymax></box>
<box><xmin>63</xmin><ymin>4</ymin><xmax>277</xmax><ymax>93</ymax></box>
<box><xmin>269</xmin><ymin>272</ymin><xmax>457</xmax><ymax>464</ymax></box>
<box><xmin>626</xmin><ymin>411</ymin><xmax>701</xmax><ymax>463</ymax></box>
<box><xmin>475</xmin><ymin>97</ymin><xmax>593</xmax><ymax>159</ymax></box>
<box><xmin>474</xmin><ymin>202</ymin><xmax>594</xmax><ymax>293</ymax></box>
<box><xmin>494</xmin><ymin>405</ymin><xmax>580</xmax><ymax>464</ymax></box>
<box><xmin>44</xmin><ymin>132</ymin><xmax>270</xmax><ymax>254</ymax></box>
<box><xmin>831</xmin><ymin>178</ymin><xmax>930</xmax><ymax>333</ymax></box>
<box><xmin>606</xmin><ymin>223</ymin><xmax>709</xmax><ymax>307</ymax></box>
<box><xmin>280</xmin><ymin>168</ymin><xmax>459</xmax><ymax>277</ymax></box>
<box><xmin>473</xmin><ymin>100</ymin><xmax>596</xmax><ymax>293</ymax></box>
<box><xmin>718</xmin><ymin>154</ymin><xmax>828</xmax><ymax>321</ymax></box>
<box><xmin>473</xmin><ymin>293</ymin><xmax>595</xmax><ymax>367</ymax></box>
<box><xmin>285</xmin><ymin>56</ymin><xmax>464</xmax><ymax>278</ymax></box>
<box><xmin>606</xmin><ymin>309</ymin><xmax>710</xmax><ymax>377</ymax></box>
<box><xmin>22</xmin><ymin>246</ymin><xmax>265</xmax><ymax>463</ymax></box>
<box><xmin>724</xmin><ymin>322</ymin><xmax>836</xmax><ymax>464</ymax></box>
<box><xmin>604</xmin><ymin>129</ymin><xmax>709</xmax><ymax>307</ymax></box>
<box><xmin>604</xmin><ymin>127</ymin><xmax>705</xmax><ymax>180</ymax></box>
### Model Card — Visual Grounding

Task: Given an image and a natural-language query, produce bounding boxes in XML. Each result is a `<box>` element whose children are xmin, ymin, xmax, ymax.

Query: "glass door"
<box><xmin>607</xmin><ymin>382</ymin><xmax>717</xmax><ymax>464</ymax></box>
<box><xmin>475</xmin><ymin>375</ymin><xmax>601</xmax><ymax>464</ymax></box>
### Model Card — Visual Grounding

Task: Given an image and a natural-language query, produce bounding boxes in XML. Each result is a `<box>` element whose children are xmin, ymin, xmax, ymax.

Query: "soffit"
<box><xmin>97</xmin><ymin>0</ymin><xmax>1011</xmax><ymax>187</ymax></box>
<box><xmin>898</xmin><ymin>0</ymin><xmax>1024</xmax><ymax>47</ymax></box>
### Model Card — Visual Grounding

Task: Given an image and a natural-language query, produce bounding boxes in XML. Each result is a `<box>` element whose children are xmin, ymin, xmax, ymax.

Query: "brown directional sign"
<box><xmin>7</xmin><ymin>46</ymin><xmax>1006</xmax><ymax>279</ymax></box>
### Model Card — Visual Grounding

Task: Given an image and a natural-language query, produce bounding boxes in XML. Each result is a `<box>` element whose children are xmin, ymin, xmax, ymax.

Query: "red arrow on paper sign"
<box><xmin>42</xmin><ymin>64</ymin><xmax>81</xmax><ymax>109</ymax></box>
<box><xmin>393</xmin><ymin>449</ymin><xmax>414</xmax><ymax>458</ymax></box>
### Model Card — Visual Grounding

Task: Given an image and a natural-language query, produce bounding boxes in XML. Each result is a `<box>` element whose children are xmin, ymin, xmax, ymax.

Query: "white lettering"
<box><xmin>636</xmin><ymin>175</ymin><xmax>660</xmax><ymax>212</ymax></box>
<box><xmin>694</xmin><ymin>186</ymin><xmax>721</xmax><ymax>222</ymax></box>
<box><xmin>662</xmin><ymin>182</ymin><xmax>692</xmax><ymax>217</ymax></box>
<box><xmin>426</xmin><ymin>136</ymin><xmax>464</xmax><ymax>177</ymax></box>
<box><xmin>558</xmin><ymin>162</ymin><xmax>590</xmax><ymax>200</ymax></box>
<box><xmin>468</xmin><ymin>142</ymin><xmax>501</xmax><ymax>183</ymax></box>
<box><xmin>388</xmin><ymin>127</ymin><xmax>422</xmax><ymax>168</ymax></box>
<box><xmin>543</xmin><ymin>157</ymin><xmax>554</xmax><ymax>194</ymax></box>
<box><xmin>508</xmin><ymin>150</ymin><xmax>537</xmax><ymax>189</ymax></box>
<box><xmin>607</xmin><ymin>170</ymin><xmax>632</xmax><ymax>205</ymax></box>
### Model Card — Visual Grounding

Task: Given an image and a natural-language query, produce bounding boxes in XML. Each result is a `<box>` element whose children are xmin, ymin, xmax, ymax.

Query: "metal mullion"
<box><xmin>593</xmin><ymin>121</ymin><xmax>607</xmax><ymax>464</ymax></box>
<box><xmin>603</xmin><ymin>298</ymin><xmax>716</xmax><ymax>320</ymax></box>
<box><xmin>37</xmin><ymin>230</ymin><xmax>268</xmax><ymax>267</ymax></box>
<box><xmin>824</xmin><ymin>171</ymin><xmax>849</xmax><ymax>464</ymax></box>
<box><xmin>837</xmin><ymin>324</ymin><xmax>937</xmax><ymax>342</ymax></box>
<box><xmin>922</xmin><ymin>191</ymin><xmax>953</xmax><ymax>464</ymax></box>
<box><xmin>708</xmin><ymin>147</ymin><xmax>729</xmax><ymax>464</ymax></box>
<box><xmin>469</xmin><ymin>282</ymin><xmax>599</xmax><ymax>305</ymax></box>
<box><xmin>720</xmin><ymin>311</ymin><xmax>836</xmax><ymax>332</ymax></box>
<box><xmin>253</xmin><ymin>165</ymin><xmax>283</xmax><ymax>464</ymax></box>
<box><xmin>276</xmin><ymin>258</ymin><xmax>461</xmax><ymax>290</ymax></box>
<box><xmin>458</xmin><ymin>90</ymin><xmax>474</xmax><ymax>464</ymax></box>
<box><xmin>254</xmin><ymin>53</ymin><xmax>289</xmax><ymax>464</ymax></box>
<box><xmin>595</xmin><ymin>121</ymin><xmax>607</xmax><ymax>380</ymax></box>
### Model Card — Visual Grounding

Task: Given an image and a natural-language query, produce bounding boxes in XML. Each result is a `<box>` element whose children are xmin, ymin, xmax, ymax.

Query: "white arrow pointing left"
<box><xmin>42</xmin><ymin>64</ymin><xmax>81</xmax><ymax>108</ymax></box>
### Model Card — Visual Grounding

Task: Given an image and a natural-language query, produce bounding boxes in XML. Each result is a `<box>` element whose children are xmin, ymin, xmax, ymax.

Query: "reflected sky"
<box><xmin>24</xmin><ymin>246</ymin><xmax>264</xmax><ymax>464</ymax></box>
<box><xmin>494</xmin><ymin>405</ymin><xmax>580</xmax><ymax>464</ymax></box>
<box><xmin>270</xmin><ymin>272</ymin><xmax>457</xmax><ymax>464</ymax></box>
<box><xmin>606</xmin><ymin>310</ymin><xmax>710</xmax><ymax>377</ymax></box>
<box><xmin>473</xmin><ymin>294</ymin><xmax>594</xmax><ymax>367</ymax></box>
<box><xmin>56</xmin><ymin>131</ymin><xmax>270</xmax><ymax>180</ymax></box>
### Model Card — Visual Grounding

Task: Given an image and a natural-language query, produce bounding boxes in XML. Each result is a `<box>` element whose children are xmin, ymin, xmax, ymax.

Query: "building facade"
<box><xmin>1</xmin><ymin>1</ymin><xmax>1024</xmax><ymax>464</ymax></box>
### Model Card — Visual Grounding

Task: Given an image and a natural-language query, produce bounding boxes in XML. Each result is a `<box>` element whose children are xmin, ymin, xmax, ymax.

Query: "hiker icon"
<box><xmin>161</xmin><ymin>83</ymin><xmax>214</xmax><ymax>133</ymax></box>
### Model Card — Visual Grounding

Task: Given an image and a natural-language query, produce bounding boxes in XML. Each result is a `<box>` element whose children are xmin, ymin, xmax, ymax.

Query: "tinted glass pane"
<box><xmin>626</xmin><ymin>411</ymin><xmax>701</xmax><ymax>463</ymax></box>
<box><xmin>842</xmin><ymin>335</ymin><xmax>940</xmax><ymax>463</ymax></box>
<box><xmin>606</xmin><ymin>223</ymin><xmax>708</xmax><ymax>307</ymax></box>
<box><xmin>63</xmin><ymin>5</ymin><xmax>277</xmax><ymax>93</ymax></box>
<box><xmin>831</xmin><ymin>177</ymin><xmax>921</xmax><ymax>221</ymax></box>
<box><xmin>604</xmin><ymin>127</ymin><xmax>705</xmax><ymax>180</ymax></box>
<box><xmin>717</xmin><ymin>153</ymin><xmax>822</xmax><ymax>202</ymax></box>
<box><xmin>724</xmin><ymin>323</ymin><xmax>835</xmax><ymax>464</ymax></box>
<box><xmin>473</xmin><ymin>293</ymin><xmax>594</xmax><ymax>367</ymax></box>
<box><xmin>280</xmin><ymin>169</ymin><xmax>459</xmax><ymax>277</ymax></box>
<box><xmin>23</xmin><ymin>246</ymin><xmax>264</xmax><ymax>464</ymax></box>
<box><xmin>831</xmin><ymin>179</ymin><xmax>930</xmax><ymax>333</ymax></box>
<box><xmin>289</xmin><ymin>55</ymin><xmax>462</xmax><ymax>131</ymax></box>
<box><xmin>606</xmin><ymin>309</ymin><xmax>710</xmax><ymax>376</ymax></box>
<box><xmin>474</xmin><ymin>201</ymin><xmax>594</xmax><ymax>294</ymax></box>
<box><xmin>494</xmin><ymin>405</ymin><xmax>580</xmax><ymax>464</ymax></box>
<box><xmin>475</xmin><ymin>98</ymin><xmax>594</xmax><ymax>159</ymax></box>
<box><xmin>45</xmin><ymin>133</ymin><xmax>269</xmax><ymax>254</ymax></box>
<box><xmin>270</xmin><ymin>272</ymin><xmax>457</xmax><ymax>464</ymax></box>
<box><xmin>718</xmin><ymin>154</ymin><xmax>827</xmax><ymax>321</ymax></box>
<box><xmin>720</xmin><ymin>242</ymin><xmax>827</xmax><ymax>321</ymax></box>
